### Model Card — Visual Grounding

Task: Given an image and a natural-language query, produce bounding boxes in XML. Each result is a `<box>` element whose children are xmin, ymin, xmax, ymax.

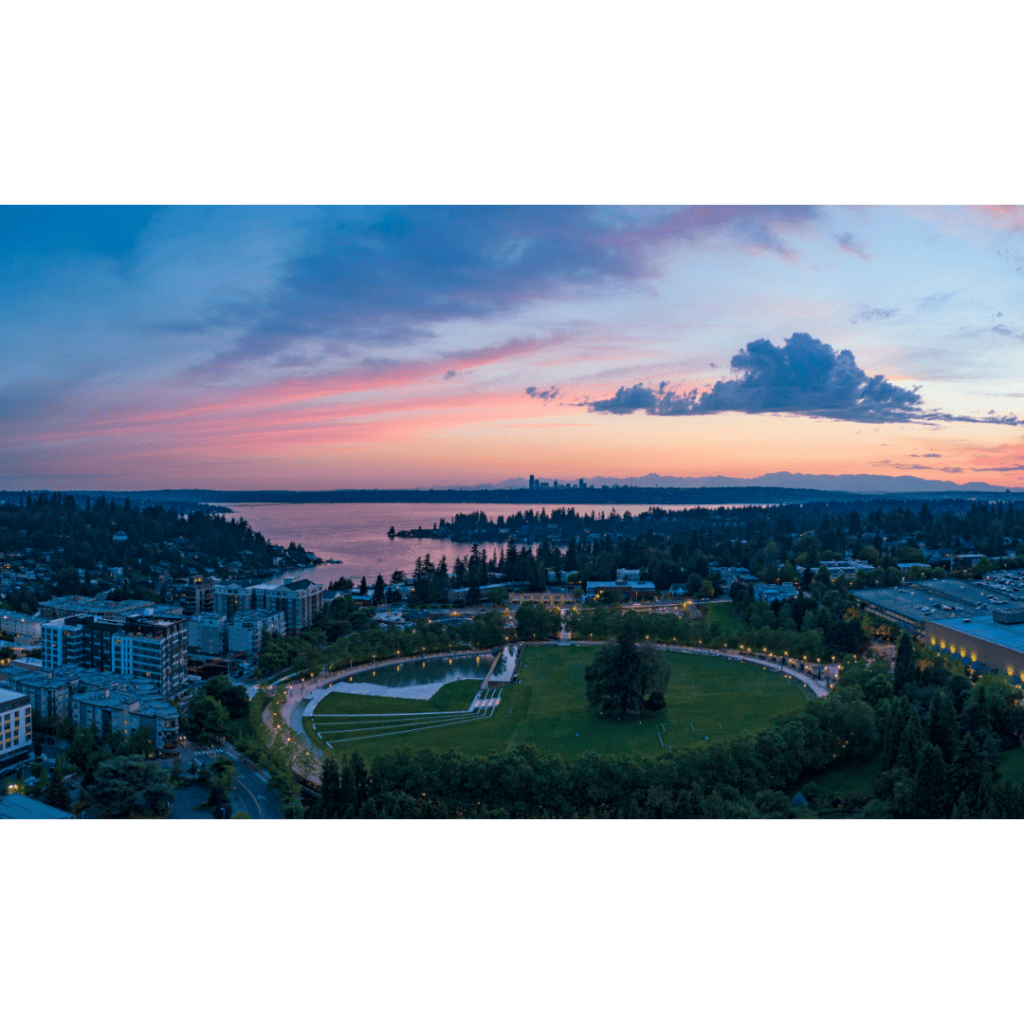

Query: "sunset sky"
<box><xmin>3</xmin><ymin>204</ymin><xmax>1022</xmax><ymax>491</ymax></box>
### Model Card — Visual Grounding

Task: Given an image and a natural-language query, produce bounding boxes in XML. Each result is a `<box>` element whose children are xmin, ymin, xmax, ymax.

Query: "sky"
<box><xmin>2</xmin><ymin>204</ymin><xmax>1023</xmax><ymax>491</ymax></box>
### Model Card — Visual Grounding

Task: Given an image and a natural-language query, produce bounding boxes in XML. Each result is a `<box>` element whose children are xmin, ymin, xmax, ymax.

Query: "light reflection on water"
<box><xmin>346</xmin><ymin>653</ymin><xmax>495</xmax><ymax>689</ymax></box>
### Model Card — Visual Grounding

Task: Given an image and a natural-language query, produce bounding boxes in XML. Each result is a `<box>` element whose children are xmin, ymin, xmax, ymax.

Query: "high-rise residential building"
<box><xmin>38</xmin><ymin>596</ymin><xmax>159</xmax><ymax>622</ymax></box>
<box><xmin>170</xmin><ymin>575</ymin><xmax>215</xmax><ymax>615</ymax></box>
<box><xmin>227</xmin><ymin>610</ymin><xmax>286</xmax><ymax>657</ymax></box>
<box><xmin>41</xmin><ymin>619</ymin><xmax>85</xmax><ymax>671</ymax></box>
<box><xmin>60</xmin><ymin>615</ymin><xmax>188</xmax><ymax>699</ymax></box>
<box><xmin>529</xmin><ymin>475</ymin><xmax>535</xmax><ymax>490</ymax></box>
<box><xmin>0</xmin><ymin>686</ymin><xmax>32</xmax><ymax>772</ymax></box>
<box><xmin>212</xmin><ymin>582</ymin><xmax>256</xmax><ymax>618</ymax></box>
<box><xmin>249</xmin><ymin>578</ymin><xmax>324</xmax><ymax>634</ymax></box>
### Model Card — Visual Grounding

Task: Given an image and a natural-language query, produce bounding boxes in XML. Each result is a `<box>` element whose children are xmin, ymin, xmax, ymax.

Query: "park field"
<box><xmin>303</xmin><ymin>644</ymin><xmax>810</xmax><ymax>761</ymax></box>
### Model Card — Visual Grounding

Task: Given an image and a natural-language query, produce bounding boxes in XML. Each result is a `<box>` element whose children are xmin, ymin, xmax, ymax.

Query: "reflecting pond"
<box><xmin>344</xmin><ymin>653</ymin><xmax>495</xmax><ymax>689</ymax></box>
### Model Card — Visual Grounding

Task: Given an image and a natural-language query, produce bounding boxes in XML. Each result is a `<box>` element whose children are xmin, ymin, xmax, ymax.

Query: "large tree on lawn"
<box><xmin>584</xmin><ymin>620</ymin><xmax>669</xmax><ymax>719</ymax></box>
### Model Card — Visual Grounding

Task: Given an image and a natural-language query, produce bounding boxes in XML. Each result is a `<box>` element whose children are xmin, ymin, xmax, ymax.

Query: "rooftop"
<box><xmin>0</xmin><ymin>793</ymin><xmax>74</xmax><ymax>820</ymax></box>
<box><xmin>928</xmin><ymin>615</ymin><xmax>1024</xmax><ymax>655</ymax></box>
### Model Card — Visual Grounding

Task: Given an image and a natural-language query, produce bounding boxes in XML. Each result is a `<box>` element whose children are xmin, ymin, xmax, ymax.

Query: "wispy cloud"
<box><xmin>851</xmin><ymin>306</ymin><xmax>898</xmax><ymax>323</ymax></box>
<box><xmin>525</xmin><ymin>386</ymin><xmax>561</xmax><ymax>402</ymax></box>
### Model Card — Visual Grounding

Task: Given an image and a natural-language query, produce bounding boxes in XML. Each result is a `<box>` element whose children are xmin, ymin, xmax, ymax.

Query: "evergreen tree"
<box><xmin>373</xmin><ymin>574</ymin><xmax>386</xmax><ymax>605</ymax></box>
<box><xmin>896</xmin><ymin>711</ymin><xmax>925</xmax><ymax>774</ymax></box>
<box><xmin>883</xmin><ymin>697</ymin><xmax>912</xmax><ymax>769</ymax></box>
<box><xmin>911</xmin><ymin>743</ymin><xmax>948</xmax><ymax>818</ymax></box>
<box><xmin>43</xmin><ymin>755</ymin><xmax>72</xmax><ymax>812</ymax></box>
<box><xmin>950</xmin><ymin>731</ymin><xmax>991</xmax><ymax>815</ymax></box>
<box><xmin>584</xmin><ymin>620</ymin><xmax>669</xmax><ymax>719</ymax></box>
<box><xmin>359</xmin><ymin>576</ymin><xmax>368</xmax><ymax>596</ymax></box>
<box><xmin>350</xmin><ymin>750</ymin><xmax>369</xmax><ymax>808</ymax></box>
<box><xmin>927</xmin><ymin>689</ymin><xmax>960</xmax><ymax>763</ymax></box>
<box><xmin>340</xmin><ymin>757</ymin><xmax>359</xmax><ymax>811</ymax></box>
<box><xmin>893</xmin><ymin>632</ymin><xmax>916</xmax><ymax>693</ymax></box>
<box><xmin>314</xmin><ymin>757</ymin><xmax>344</xmax><ymax>818</ymax></box>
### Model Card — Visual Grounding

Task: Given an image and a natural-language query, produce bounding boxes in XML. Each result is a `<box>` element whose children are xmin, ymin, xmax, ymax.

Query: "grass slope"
<box><xmin>314</xmin><ymin>678</ymin><xmax>481</xmax><ymax>717</ymax></box>
<box><xmin>303</xmin><ymin>644</ymin><xmax>808</xmax><ymax>762</ymax></box>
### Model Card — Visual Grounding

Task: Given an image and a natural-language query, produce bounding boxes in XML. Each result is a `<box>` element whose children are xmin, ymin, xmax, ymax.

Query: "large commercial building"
<box><xmin>0</xmin><ymin>685</ymin><xmax>33</xmax><ymax>772</ymax></box>
<box><xmin>924</xmin><ymin>614</ymin><xmax>1024</xmax><ymax>683</ymax></box>
<box><xmin>853</xmin><ymin>579</ymin><xmax>997</xmax><ymax>637</ymax></box>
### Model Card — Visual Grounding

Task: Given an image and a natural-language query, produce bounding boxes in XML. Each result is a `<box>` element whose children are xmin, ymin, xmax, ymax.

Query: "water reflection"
<box><xmin>345</xmin><ymin>653</ymin><xmax>494</xmax><ymax>689</ymax></box>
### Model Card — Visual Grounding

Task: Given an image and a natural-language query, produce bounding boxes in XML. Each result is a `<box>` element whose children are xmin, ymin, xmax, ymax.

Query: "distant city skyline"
<box><xmin>2</xmin><ymin>205</ymin><xmax>1022</xmax><ymax>491</ymax></box>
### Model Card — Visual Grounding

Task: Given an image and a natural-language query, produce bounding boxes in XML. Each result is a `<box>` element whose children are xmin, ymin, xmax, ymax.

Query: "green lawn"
<box><xmin>314</xmin><ymin>678</ymin><xmax>481</xmax><ymax>716</ymax></box>
<box><xmin>998</xmin><ymin>746</ymin><xmax>1024</xmax><ymax>785</ymax></box>
<box><xmin>303</xmin><ymin>644</ymin><xmax>809</xmax><ymax>761</ymax></box>
<box><xmin>798</xmin><ymin>752</ymin><xmax>884</xmax><ymax>802</ymax></box>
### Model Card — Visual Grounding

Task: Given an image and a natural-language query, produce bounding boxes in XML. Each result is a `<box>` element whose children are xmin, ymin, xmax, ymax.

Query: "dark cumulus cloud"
<box><xmin>186</xmin><ymin>206</ymin><xmax>825</xmax><ymax>376</ymax></box>
<box><xmin>585</xmin><ymin>333</ymin><xmax>1021</xmax><ymax>425</ymax></box>
<box><xmin>525</xmin><ymin>386</ymin><xmax>561</xmax><ymax>402</ymax></box>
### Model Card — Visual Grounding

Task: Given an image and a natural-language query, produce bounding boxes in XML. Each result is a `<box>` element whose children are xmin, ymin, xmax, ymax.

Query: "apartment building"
<box><xmin>66</xmin><ymin>669</ymin><xmax>180</xmax><ymax>751</ymax></box>
<box><xmin>41</xmin><ymin>618</ymin><xmax>84</xmax><ymax>671</ymax></box>
<box><xmin>249</xmin><ymin>578</ymin><xmax>324</xmax><ymax>633</ymax></box>
<box><xmin>187</xmin><ymin>614</ymin><xmax>228</xmax><ymax>656</ymax></box>
<box><xmin>226</xmin><ymin>610</ymin><xmax>286</xmax><ymax>657</ymax></box>
<box><xmin>54</xmin><ymin>614</ymin><xmax>189</xmax><ymax>699</ymax></box>
<box><xmin>0</xmin><ymin>663</ymin><xmax>77</xmax><ymax>718</ymax></box>
<box><xmin>212</xmin><ymin>582</ymin><xmax>256</xmax><ymax>618</ymax></box>
<box><xmin>0</xmin><ymin>686</ymin><xmax>33</xmax><ymax>772</ymax></box>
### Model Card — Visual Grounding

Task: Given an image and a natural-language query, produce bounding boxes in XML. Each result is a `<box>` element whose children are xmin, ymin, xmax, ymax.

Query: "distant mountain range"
<box><xmin>465</xmin><ymin>472</ymin><xmax>1019</xmax><ymax>494</ymax></box>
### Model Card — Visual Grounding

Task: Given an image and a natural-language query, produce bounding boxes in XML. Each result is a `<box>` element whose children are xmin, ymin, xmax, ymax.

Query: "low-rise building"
<box><xmin>509</xmin><ymin>590</ymin><xmax>576</xmax><ymax>608</ymax></box>
<box><xmin>0</xmin><ymin>611</ymin><xmax>42</xmax><ymax>639</ymax></box>
<box><xmin>752</xmin><ymin>582</ymin><xmax>799</xmax><ymax>603</ymax></box>
<box><xmin>0</xmin><ymin>793</ymin><xmax>74</xmax><ymax>819</ymax></box>
<box><xmin>585</xmin><ymin>580</ymin><xmax>656</xmax><ymax>601</ymax></box>
<box><xmin>0</xmin><ymin>685</ymin><xmax>33</xmax><ymax>772</ymax></box>
<box><xmin>66</xmin><ymin>668</ymin><xmax>180</xmax><ymax>750</ymax></box>
<box><xmin>0</xmin><ymin>663</ymin><xmax>76</xmax><ymax>718</ymax></box>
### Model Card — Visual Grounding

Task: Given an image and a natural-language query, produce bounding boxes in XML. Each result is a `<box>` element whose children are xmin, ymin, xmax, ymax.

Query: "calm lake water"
<box><xmin>345</xmin><ymin>653</ymin><xmax>495</xmax><ymax>689</ymax></box>
<box><xmin>225</xmin><ymin>501</ymin><xmax>732</xmax><ymax>588</ymax></box>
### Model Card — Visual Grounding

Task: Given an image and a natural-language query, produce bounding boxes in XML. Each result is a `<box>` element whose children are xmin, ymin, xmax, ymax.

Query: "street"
<box><xmin>175</xmin><ymin>739</ymin><xmax>283</xmax><ymax>819</ymax></box>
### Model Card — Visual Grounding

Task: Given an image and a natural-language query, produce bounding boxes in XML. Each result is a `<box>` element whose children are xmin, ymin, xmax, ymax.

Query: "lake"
<box><xmin>224</xmin><ymin>501</ymin><xmax>737</xmax><ymax>588</ymax></box>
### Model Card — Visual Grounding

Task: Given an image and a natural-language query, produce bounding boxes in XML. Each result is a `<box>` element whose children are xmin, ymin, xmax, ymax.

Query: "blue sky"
<box><xmin>2</xmin><ymin>205</ymin><xmax>1022</xmax><ymax>489</ymax></box>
